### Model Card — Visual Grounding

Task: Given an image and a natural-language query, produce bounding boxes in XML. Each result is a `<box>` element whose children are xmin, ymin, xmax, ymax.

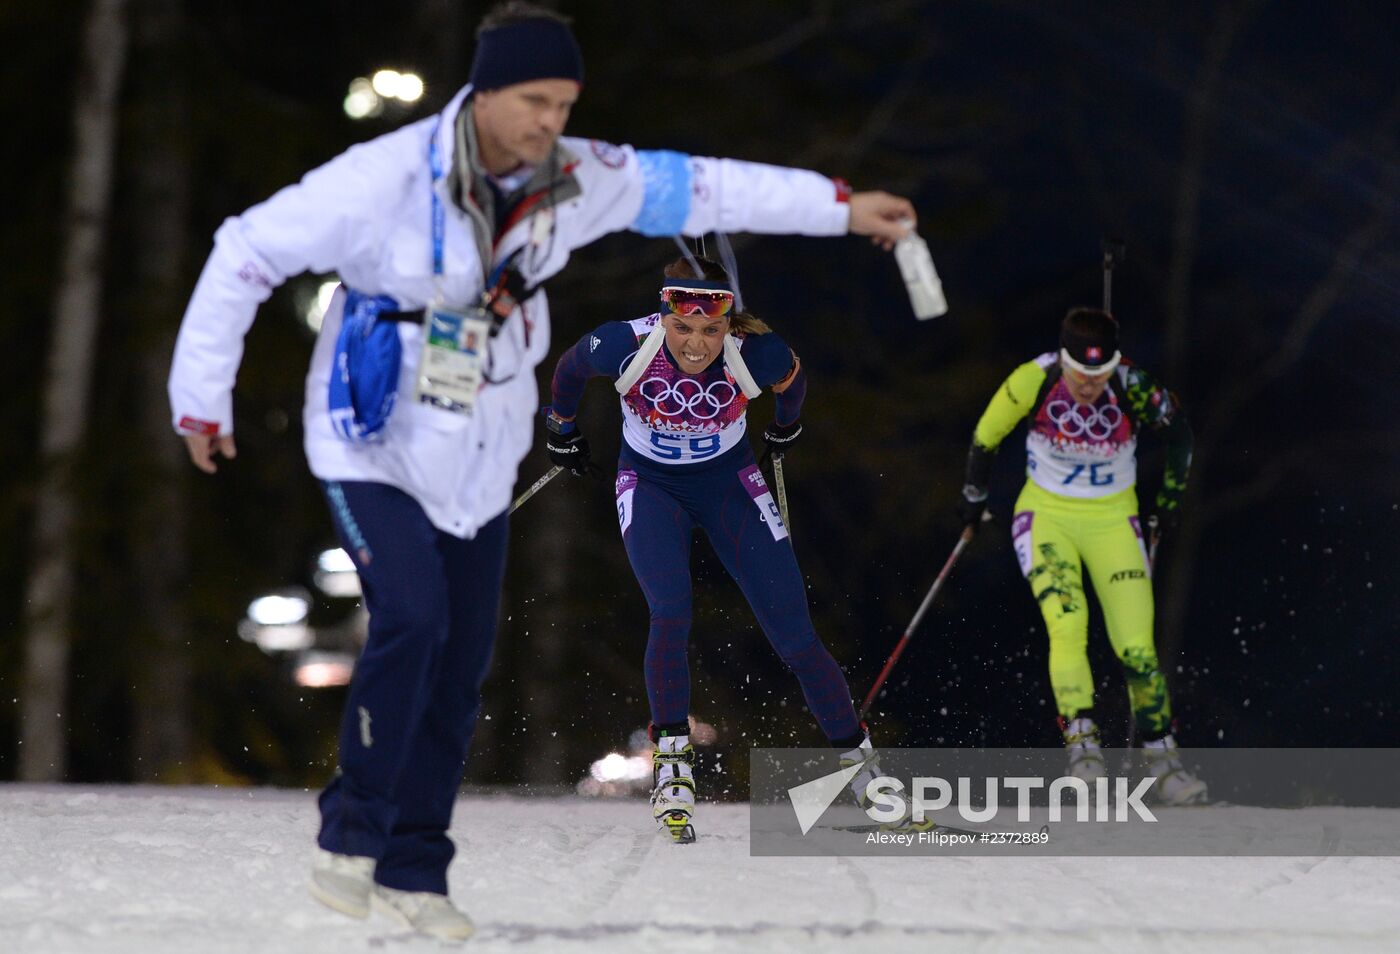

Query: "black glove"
<box><xmin>1148</xmin><ymin>511</ymin><xmax>1179</xmax><ymax>536</ymax></box>
<box><xmin>760</xmin><ymin>420</ymin><xmax>802</xmax><ymax>465</ymax></box>
<box><xmin>543</xmin><ymin>410</ymin><xmax>596</xmax><ymax>477</ymax></box>
<box><xmin>1148</xmin><ymin>501</ymin><xmax>1181</xmax><ymax>540</ymax></box>
<box><xmin>957</xmin><ymin>485</ymin><xmax>989</xmax><ymax>529</ymax></box>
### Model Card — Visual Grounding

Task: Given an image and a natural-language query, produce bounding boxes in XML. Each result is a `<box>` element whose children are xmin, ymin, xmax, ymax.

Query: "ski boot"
<box><xmin>1061</xmin><ymin>713</ymin><xmax>1107</xmax><ymax>783</ymax></box>
<box><xmin>650</xmin><ymin>723</ymin><xmax>697</xmax><ymax>844</ymax></box>
<box><xmin>839</xmin><ymin>727</ymin><xmax>927</xmax><ymax>832</ymax></box>
<box><xmin>838</xmin><ymin>728</ymin><xmax>882</xmax><ymax>808</ymax></box>
<box><xmin>1141</xmin><ymin>734</ymin><xmax>1209</xmax><ymax>805</ymax></box>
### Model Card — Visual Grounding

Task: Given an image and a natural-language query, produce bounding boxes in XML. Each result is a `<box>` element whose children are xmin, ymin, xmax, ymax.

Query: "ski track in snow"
<box><xmin>2</xmin><ymin>785</ymin><xmax>1398</xmax><ymax>954</ymax></box>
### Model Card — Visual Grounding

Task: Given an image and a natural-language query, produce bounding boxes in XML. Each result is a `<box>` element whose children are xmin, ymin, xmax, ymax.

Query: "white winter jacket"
<box><xmin>169</xmin><ymin>85</ymin><xmax>851</xmax><ymax>538</ymax></box>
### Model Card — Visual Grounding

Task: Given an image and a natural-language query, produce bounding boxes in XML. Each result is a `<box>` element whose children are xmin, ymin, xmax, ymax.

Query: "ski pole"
<box><xmin>510</xmin><ymin>465</ymin><xmax>563</xmax><ymax>514</ymax></box>
<box><xmin>1104</xmin><ymin>238</ymin><xmax>1132</xmax><ymax>754</ymax></box>
<box><xmin>1124</xmin><ymin>512</ymin><xmax>1160</xmax><ymax>756</ymax></box>
<box><xmin>859</xmin><ymin>520</ymin><xmax>980</xmax><ymax>719</ymax></box>
<box><xmin>771</xmin><ymin>453</ymin><xmax>790</xmax><ymax>531</ymax></box>
<box><xmin>1102</xmin><ymin>238</ymin><xmax>1126</xmax><ymax>313</ymax></box>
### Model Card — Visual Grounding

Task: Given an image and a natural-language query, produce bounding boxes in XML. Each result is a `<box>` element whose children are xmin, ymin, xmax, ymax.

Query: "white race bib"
<box><xmin>740</xmin><ymin>464</ymin><xmax>788</xmax><ymax>542</ymax></box>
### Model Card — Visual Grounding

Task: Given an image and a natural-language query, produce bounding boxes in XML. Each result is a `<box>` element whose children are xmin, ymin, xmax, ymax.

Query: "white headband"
<box><xmin>660</xmin><ymin>285</ymin><xmax>734</xmax><ymax>297</ymax></box>
<box><xmin>1059</xmin><ymin>347</ymin><xmax>1121</xmax><ymax>377</ymax></box>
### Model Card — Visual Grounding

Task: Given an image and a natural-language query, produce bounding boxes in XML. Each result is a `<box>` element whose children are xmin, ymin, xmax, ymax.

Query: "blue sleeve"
<box><xmin>740</xmin><ymin>332</ymin><xmax>806</xmax><ymax>426</ymax></box>
<box><xmin>549</xmin><ymin>321</ymin><xmax>637</xmax><ymax>420</ymax></box>
<box><xmin>740</xmin><ymin>332</ymin><xmax>796</xmax><ymax>387</ymax></box>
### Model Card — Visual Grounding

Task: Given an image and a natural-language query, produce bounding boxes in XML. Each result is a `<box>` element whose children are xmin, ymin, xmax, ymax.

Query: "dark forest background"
<box><xmin>2</xmin><ymin>0</ymin><xmax>1397</xmax><ymax>789</ymax></box>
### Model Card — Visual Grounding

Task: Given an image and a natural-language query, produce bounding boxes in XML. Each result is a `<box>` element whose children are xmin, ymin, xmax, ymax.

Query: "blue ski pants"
<box><xmin>616</xmin><ymin>448</ymin><xmax>861</xmax><ymax>743</ymax></box>
<box><xmin>316</xmin><ymin>480</ymin><xmax>507</xmax><ymax>894</ymax></box>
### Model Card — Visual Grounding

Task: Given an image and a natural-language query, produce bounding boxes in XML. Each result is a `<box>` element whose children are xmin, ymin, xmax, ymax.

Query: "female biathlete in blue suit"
<box><xmin>543</xmin><ymin>257</ymin><xmax>877</xmax><ymax>842</ymax></box>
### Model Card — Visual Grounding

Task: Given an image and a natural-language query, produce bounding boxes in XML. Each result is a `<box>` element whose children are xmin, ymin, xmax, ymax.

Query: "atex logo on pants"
<box><xmin>788</xmin><ymin>766</ymin><xmax>1159</xmax><ymax>835</ymax></box>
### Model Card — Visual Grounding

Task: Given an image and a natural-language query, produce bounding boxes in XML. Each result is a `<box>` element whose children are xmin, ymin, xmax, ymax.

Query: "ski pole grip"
<box><xmin>961</xmin><ymin>509</ymin><xmax>993</xmax><ymax>541</ymax></box>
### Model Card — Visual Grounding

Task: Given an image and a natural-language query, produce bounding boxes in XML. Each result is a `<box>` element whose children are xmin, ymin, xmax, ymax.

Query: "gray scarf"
<box><xmin>447</xmin><ymin>101</ymin><xmax>581</xmax><ymax>275</ymax></box>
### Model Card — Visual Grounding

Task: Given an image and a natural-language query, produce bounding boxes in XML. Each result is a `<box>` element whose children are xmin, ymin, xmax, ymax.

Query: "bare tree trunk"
<box><xmin>1163</xmin><ymin>1</ymin><xmax>1255</xmax><ymax>381</ymax></box>
<box><xmin>1151</xmin><ymin>1</ymin><xmax>1253</xmax><ymax>691</ymax></box>
<box><xmin>421</xmin><ymin>0</ymin><xmax>467</xmax><ymax>93</ymax></box>
<box><xmin>1158</xmin><ymin>198</ymin><xmax>1393</xmax><ymax>665</ymax></box>
<box><xmin>1158</xmin><ymin>76</ymin><xmax>1400</xmax><ymax>670</ymax></box>
<box><xmin>129</xmin><ymin>0</ymin><xmax>194</xmax><ymax>782</ymax></box>
<box><xmin>20</xmin><ymin>0</ymin><xmax>130</xmax><ymax>782</ymax></box>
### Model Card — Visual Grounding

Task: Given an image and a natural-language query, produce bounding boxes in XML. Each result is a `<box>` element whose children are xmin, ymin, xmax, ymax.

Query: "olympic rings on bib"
<box><xmin>638</xmin><ymin>375</ymin><xmax>738</xmax><ymax>420</ymax></box>
<box><xmin>1046</xmin><ymin>399</ymin><xmax>1124</xmax><ymax>441</ymax></box>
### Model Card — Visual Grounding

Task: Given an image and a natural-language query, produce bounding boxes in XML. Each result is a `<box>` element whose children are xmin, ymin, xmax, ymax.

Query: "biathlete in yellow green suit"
<box><xmin>958</xmin><ymin>307</ymin><xmax>1207</xmax><ymax>805</ymax></box>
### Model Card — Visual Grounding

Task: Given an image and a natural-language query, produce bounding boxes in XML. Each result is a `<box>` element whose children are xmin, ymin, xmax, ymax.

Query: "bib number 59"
<box><xmin>650</xmin><ymin>431</ymin><xmax>721</xmax><ymax>460</ymax></box>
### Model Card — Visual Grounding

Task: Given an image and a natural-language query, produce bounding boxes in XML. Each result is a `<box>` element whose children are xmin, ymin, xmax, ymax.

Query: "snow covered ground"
<box><xmin>3</xmin><ymin>785</ymin><xmax>1399</xmax><ymax>953</ymax></box>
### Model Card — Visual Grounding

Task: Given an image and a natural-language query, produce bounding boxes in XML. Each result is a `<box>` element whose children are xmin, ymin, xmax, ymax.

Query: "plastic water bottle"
<box><xmin>894</xmin><ymin>222</ymin><xmax>948</xmax><ymax>320</ymax></box>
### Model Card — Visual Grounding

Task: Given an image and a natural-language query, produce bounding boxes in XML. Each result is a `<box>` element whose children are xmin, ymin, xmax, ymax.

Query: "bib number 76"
<box><xmin>1063</xmin><ymin>462</ymin><xmax>1115</xmax><ymax>486</ymax></box>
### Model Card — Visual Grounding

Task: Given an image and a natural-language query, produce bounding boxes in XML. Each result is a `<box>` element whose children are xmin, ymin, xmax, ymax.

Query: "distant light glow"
<box><xmin>303</xmin><ymin>281</ymin><xmax>340</xmax><ymax>333</ymax></box>
<box><xmin>371</xmin><ymin>69</ymin><xmax>402</xmax><ymax>97</ymax></box>
<box><xmin>317</xmin><ymin>547</ymin><xmax>356</xmax><ymax>574</ymax></box>
<box><xmin>343</xmin><ymin>78</ymin><xmax>382</xmax><ymax>120</ymax></box>
<box><xmin>370</xmin><ymin>68</ymin><xmax>424</xmax><ymax>102</ymax></box>
<box><xmin>247</xmin><ymin>594</ymin><xmax>309</xmax><ymax>627</ymax></box>
<box><xmin>395</xmin><ymin>73</ymin><xmax>424</xmax><ymax>103</ymax></box>
<box><xmin>240</xmin><ymin>592</ymin><xmax>313</xmax><ymax>652</ymax></box>
<box><xmin>239</xmin><ymin>621</ymin><xmax>312</xmax><ymax>652</ymax></box>
<box><xmin>345</xmin><ymin>71</ymin><xmax>422</xmax><ymax>119</ymax></box>
<box><xmin>294</xmin><ymin>652</ymin><xmax>355</xmax><ymax>688</ymax></box>
<box><xmin>314</xmin><ymin>547</ymin><xmax>362</xmax><ymax>598</ymax></box>
<box><xmin>689</xmin><ymin>718</ymin><xmax>718</xmax><ymax>745</ymax></box>
<box><xmin>588</xmin><ymin>752</ymin><xmax>651</xmax><ymax>783</ymax></box>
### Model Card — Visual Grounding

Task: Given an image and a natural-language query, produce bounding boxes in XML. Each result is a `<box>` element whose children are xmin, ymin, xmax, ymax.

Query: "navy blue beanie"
<box><xmin>469</xmin><ymin>18</ymin><xmax>584</xmax><ymax>92</ymax></box>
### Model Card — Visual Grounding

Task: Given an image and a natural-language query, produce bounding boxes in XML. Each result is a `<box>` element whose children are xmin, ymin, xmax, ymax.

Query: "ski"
<box><xmin>824</xmin><ymin>818</ymin><xmax>1053</xmax><ymax>840</ymax></box>
<box><xmin>1154</xmin><ymin>793</ymin><xmax>1226</xmax><ymax>808</ymax></box>
<box><xmin>824</xmin><ymin>819</ymin><xmax>985</xmax><ymax>839</ymax></box>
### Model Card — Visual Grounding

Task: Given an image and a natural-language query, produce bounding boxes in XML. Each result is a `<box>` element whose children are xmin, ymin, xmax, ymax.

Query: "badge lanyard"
<box><xmin>413</xmin><ymin>123</ymin><xmax>492</xmax><ymax>416</ymax></box>
<box><xmin>429</xmin><ymin>130</ymin><xmax>446</xmax><ymax>282</ymax></box>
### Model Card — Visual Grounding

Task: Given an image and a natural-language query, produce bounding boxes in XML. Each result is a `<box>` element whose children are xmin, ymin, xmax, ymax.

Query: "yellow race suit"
<box><xmin>967</xmin><ymin>352</ymin><xmax>1192</xmax><ymax>737</ymax></box>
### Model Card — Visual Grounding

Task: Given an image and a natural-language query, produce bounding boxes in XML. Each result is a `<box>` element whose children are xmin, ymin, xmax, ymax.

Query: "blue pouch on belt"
<box><xmin>328</xmin><ymin>288</ymin><xmax>404</xmax><ymax>442</ymax></box>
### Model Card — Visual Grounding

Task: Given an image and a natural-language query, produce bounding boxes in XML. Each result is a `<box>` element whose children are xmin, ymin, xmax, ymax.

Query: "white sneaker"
<box><xmin>1062</xmin><ymin>716</ymin><xmax>1107</xmax><ymax>782</ymax></box>
<box><xmin>309</xmin><ymin>848</ymin><xmax>375</xmax><ymax>919</ymax></box>
<box><xmin>372</xmin><ymin>885</ymin><xmax>476</xmax><ymax>940</ymax></box>
<box><xmin>1141</xmin><ymin>735</ymin><xmax>1209</xmax><ymax>805</ymax></box>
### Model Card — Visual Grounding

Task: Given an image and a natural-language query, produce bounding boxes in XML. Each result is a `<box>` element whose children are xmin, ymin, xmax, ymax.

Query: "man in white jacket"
<box><xmin>169</xmin><ymin>1</ymin><xmax>918</xmax><ymax>939</ymax></box>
